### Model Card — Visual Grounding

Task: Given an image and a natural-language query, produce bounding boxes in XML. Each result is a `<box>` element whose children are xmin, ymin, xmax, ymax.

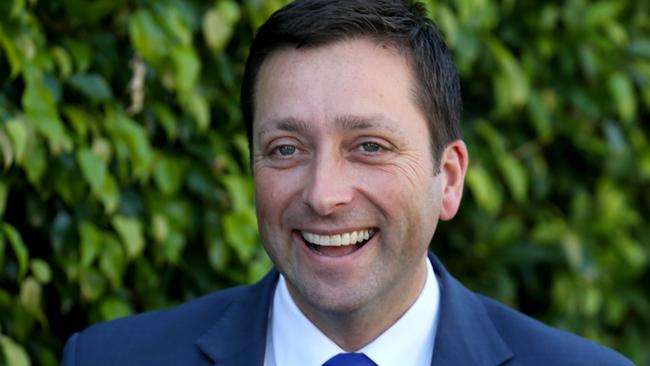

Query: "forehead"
<box><xmin>253</xmin><ymin>38</ymin><xmax>427</xmax><ymax>137</ymax></box>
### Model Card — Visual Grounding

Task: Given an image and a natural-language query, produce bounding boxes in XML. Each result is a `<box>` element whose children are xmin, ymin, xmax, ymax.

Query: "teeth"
<box><xmin>301</xmin><ymin>229</ymin><xmax>375</xmax><ymax>246</ymax></box>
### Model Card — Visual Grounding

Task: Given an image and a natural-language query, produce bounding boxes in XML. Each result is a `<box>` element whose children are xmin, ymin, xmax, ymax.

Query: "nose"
<box><xmin>302</xmin><ymin>153</ymin><xmax>354</xmax><ymax>216</ymax></box>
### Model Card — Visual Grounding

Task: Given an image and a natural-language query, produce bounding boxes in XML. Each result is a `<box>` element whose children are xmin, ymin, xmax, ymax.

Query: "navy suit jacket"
<box><xmin>61</xmin><ymin>254</ymin><xmax>633</xmax><ymax>365</ymax></box>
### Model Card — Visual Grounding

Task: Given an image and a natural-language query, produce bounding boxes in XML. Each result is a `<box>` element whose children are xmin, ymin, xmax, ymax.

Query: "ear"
<box><xmin>439</xmin><ymin>140</ymin><xmax>469</xmax><ymax>221</ymax></box>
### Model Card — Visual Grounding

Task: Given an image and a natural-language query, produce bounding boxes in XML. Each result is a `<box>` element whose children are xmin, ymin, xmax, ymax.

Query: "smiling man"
<box><xmin>61</xmin><ymin>1</ymin><xmax>633</xmax><ymax>365</ymax></box>
<box><xmin>251</xmin><ymin>37</ymin><xmax>465</xmax><ymax>361</ymax></box>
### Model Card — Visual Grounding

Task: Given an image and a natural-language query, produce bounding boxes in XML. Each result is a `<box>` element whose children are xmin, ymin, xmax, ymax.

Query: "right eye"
<box><xmin>274</xmin><ymin>145</ymin><xmax>297</xmax><ymax>156</ymax></box>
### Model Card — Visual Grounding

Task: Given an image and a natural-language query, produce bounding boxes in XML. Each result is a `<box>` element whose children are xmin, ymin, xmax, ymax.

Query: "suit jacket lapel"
<box><xmin>429</xmin><ymin>253</ymin><xmax>513</xmax><ymax>366</ymax></box>
<box><xmin>196</xmin><ymin>270</ymin><xmax>280</xmax><ymax>365</ymax></box>
<box><xmin>195</xmin><ymin>255</ymin><xmax>512</xmax><ymax>366</ymax></box>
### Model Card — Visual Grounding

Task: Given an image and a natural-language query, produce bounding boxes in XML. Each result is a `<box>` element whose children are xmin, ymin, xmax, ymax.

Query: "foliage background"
<box><xmin>0</xmin><ymin>0</ymin><xmax>648</xmax><ymax>365</ymax></box>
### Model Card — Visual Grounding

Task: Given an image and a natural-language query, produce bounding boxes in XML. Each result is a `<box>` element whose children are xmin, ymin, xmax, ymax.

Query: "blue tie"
<box><xmin>322</xmin><ymin>352</ymin><xmax>377</xmax><ymax>366</ymax></box>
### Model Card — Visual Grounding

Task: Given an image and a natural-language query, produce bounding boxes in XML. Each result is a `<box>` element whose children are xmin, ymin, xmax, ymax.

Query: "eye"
<box><xmin>360</xmin><ymin>142</ymin><xmax>382</xmax><ymax>153</ymax></box>
<box><xmin>275</xmin><ymin>144</ymin><xmax>297</xmax><ymax>156</ymax></box>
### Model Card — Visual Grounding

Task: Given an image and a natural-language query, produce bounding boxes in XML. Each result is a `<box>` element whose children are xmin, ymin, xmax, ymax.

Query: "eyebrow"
<box><xmin>256</xmin><ymin>114</ymin><xmax>403</xmax><ymax>140</ymax></box>
<box><xmin>256</xmin><ymin>117</ymin><xmax>310</xmax><ymax>140</ymax></box>
<box><xmin>334</xmin><ymin>114</ymin><xmax>400</xmax><ymax>134</ymax></box>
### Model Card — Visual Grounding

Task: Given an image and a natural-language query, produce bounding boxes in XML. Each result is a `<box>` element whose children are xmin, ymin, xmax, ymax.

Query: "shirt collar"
<box><xmin>266</xmin><ymin>260</ymin><xmax>440</xmax><ymax>366</ymax></box>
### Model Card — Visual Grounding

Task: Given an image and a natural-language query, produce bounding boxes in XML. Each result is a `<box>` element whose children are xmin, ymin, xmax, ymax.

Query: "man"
<box><xmin>61</xmin><ymin>1</ymin><xmax>633</xmax><ymax>365</ymax></box>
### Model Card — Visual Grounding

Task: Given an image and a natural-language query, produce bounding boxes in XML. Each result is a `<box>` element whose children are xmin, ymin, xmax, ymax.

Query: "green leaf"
<box><xmin>62</xmin><ymin>0</ymin><xmax>118</xmax><ymax>26</ymax></box>
<box><xmin>51</xmin><ymin>46</ymin><xmax>73</xmax><ymax>78</ymax></box>
<box><xmin>584</xmin><ymin>1</ymin><xmax>625</xmax><ymax>28</ymax></box>
<box><xmin>151</xmin><ymin>213</ymin><xmax>169</xmax><ymax>243</ymax></box>
<box><xmin>153</xmin><ymin>153</ymin><xmax>186</xmax><ymax>195</ymax></box>
<box><xmin>171</xmin><ymin>46</ymin><xmax>200</xmax><ymax>93</ymax></box>
<box><xmin>79</xmin><ymin>222</ymin><xmax>103</xmax><ymax>267</ymax></box>
<box><xmin>80</xmin><ymin>268</ymin><xmax>106</xmax><ymax>302</ymax></box>
<box><xmin>466</xmin><ymin>164</ymin><xmax>502</xmax><ymax>215</ymax></box>
<box><xmin>206</xmin><ymin>230</ymin><xmax>229</xmax><ymax>272</ymax></box>
<box><xmin>100</xmin><ymin>171</ymin><xmax>120</xmax><ymax>214</ymax></box>
<box><xmin>488</xmin><ymin>38</ymin><xmax>529</xmax><ymax>111</ymax></box>
<box><xmin>99</xmin><ymin>296</ymin><xmax>133</xmax><ymax>321</ymax></box>
<box><xmin>29</xmin><ymin>114</ymin><xmax>72</xmax><ymax>155</ymax></box>
<box><xmin>527</xmin><ymin>91</ymin><xmax>552</xmax><ymax>142</ymax></box>
<box><xmin>223</xmin><ymin>209</ymin><xmax>258</xmax><ymax>263</ymax></box>
<box><xmin>23</xmin><ymin>136</ymin><xmax>47</xmax><ymax>186</ymax></box>
<box><xmin>19</xmin><ymin>276</ymin><xmax>41</xmax><ymax>309</ymax></box>
<box><xmin>109</xmin><ymin>112</ymin><xmax>153</xmax><ymax>180</ymax></box>
<box><xmin>67</xmin><ymin>73</ymin><xmax>114</xmax><ymax>103</ymax></box>
<box><xmin>180</xmin><ymin>90</ymin><xmax>210</xmax><ymax>131</ymax></box>
<box><xmin>30</xmin><ymin>259</ymin><xmax>52</xmax><ymax>284</ymax></box>
<box><xmin>22</xmin><ymin>79</ymin><xmax>72</xmax><ymax>154</ymax></box>
<box><xmin>247</xmin><ymin>254</ymin><xmax>273</xmax><ymax>283</ymax></box>
<box><xmin>488</xmin><ymin>37</ymin><xmax>529</xmax><ymax>112</ymax></box>
<box><xmin>153</xmin><ymin>103</ymin><xmax>178</xmax><ymax>141</ymax></box>
<box><xmin>112</xmin><ymin>215</ymin><xmax>145</xmax><ymax>260</ymax></box>
<box><xmin>159</xmin><ymin>4</ymin><xmax>192</xmax><ymax>46</ymax></box>
<box><xmin>0</xmin><ymin>31</ymin><xmax>22</xmax><ymax>78</ymax></box>
<box><xmin>77</xmin><ymin>147</ymin><xmax>107</xmax><ymax>194</ymax></box>
<box><xmin>129</xmin><ymin>10</ymin><xmax>168</xmax><ymax>63</ymax></box>
<box><xmin>608</xmin><ymin>72</ymin><xmax>636</xmax><ymax>124</ymax></box>
<box><xmin>160</xmin><ymin>230</ymin><xmax>186</xmax><ymax>264</ymax></box>
<box><xmin>99</xmin><ymin>235</ymin><xmax>125</xmax><ymax>288</ymax></box>
<box><xmin>0</xmin><ymin>335</ymin><xmax>31</xmax><ymax>366</ymax></box>
<box><xmin>77</xmin><ymin>139</ymin><xmax>120</xmax><ymax>213</ymax></box>
<box><xmin>0</xmin><ymin>179</ymin><xmax>8</xmax><ymax>218</ymax></box>
<box><xmin>0</xmin><ymin>130</ymin><xmax>13</xmax><ymax>168</ymax></box>
<box><xmin>202</xmin><ymin>1</ymin><xmax>240</xmax><ymax>53</ymax></box>
<box><xmin>2</xmin><ymin>222</ymin><xmax>29</xmax><ymax>280</ymax></box>
<box><xmin>497</xmin><ymin>155</ymin><xmax>528</xmax><ymax>203</ymax></box>
<box><xmin>62</xmin><ymin>106</ymin><xmax>94</xmax><ymax>141</ymax></box>
<box><xmin>561</xmin><ymin>231</ymin><xmax>583</xmax><ymax>271</ymax></box>
<box><xmin>91</xmin><ymin>137</ymin><xmax>113</xmax><ymax>164</ymax></box>
<box><xmin>221</xmin><ymin>175</ymin><xmax>253</xmax><ymax>211</ymax></box>
<box><xmin>63</xmin><ymin>38</ymin><xmax>93</xmax><ymax>72</ymax></box>
<box><xmin>0</xmin><ymin>232</ymin><xmax>4</xmax><ymax>270</ymax></box>
<box><xmin>5</xmin><ymin>118</ymin><xmax>28</xmax><ymax>163</ymax></box>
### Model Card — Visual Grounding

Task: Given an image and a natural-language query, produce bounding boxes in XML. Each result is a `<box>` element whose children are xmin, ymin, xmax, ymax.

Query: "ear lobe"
<box><xmin>439</xmin><ymin>140</ymin><xmax>469</xmax><ymax>221</ymax></box>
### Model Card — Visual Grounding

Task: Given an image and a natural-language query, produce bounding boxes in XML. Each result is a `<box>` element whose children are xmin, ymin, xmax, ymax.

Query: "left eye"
<box><xmin>276</xmin><ymin>145</ymin><xmax>296</xmax><ymax>156</ymax></box>
<box><xmin>360</xmin><ymin>142</ymin><xmax>381</xmax><ymax>153</ymax></box>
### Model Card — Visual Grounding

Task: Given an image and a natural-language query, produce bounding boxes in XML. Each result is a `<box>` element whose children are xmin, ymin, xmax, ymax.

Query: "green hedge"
<box><xmin>0</xmin><ymin>0</ymin><xmax>648</xmax><ymax>365</ymax></box>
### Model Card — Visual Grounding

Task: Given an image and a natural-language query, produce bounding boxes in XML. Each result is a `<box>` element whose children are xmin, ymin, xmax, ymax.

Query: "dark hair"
<box><xmin>241</xmin><ymin>0</ymin><xmax>461</xmax><ymax>170</ymax></box>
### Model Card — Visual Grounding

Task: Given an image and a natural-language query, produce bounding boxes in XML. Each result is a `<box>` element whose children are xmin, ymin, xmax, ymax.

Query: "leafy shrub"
<box><xmin>0</xmin><ymin>0</ymin><xmax>648</xmax><ymax>365</ymax></box>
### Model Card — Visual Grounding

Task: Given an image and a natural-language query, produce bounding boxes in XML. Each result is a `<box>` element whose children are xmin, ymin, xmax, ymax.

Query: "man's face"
<box><xmin>252</xmin><ymin>38</ymin><xmax>461</xmax><ymax>318</ymax></box>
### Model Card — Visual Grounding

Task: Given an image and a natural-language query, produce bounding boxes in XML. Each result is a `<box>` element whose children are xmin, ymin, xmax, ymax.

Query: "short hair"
<box><xmin>241</xmin><ymin>0</ymin><xmax>461</xmax><ymax>171</ymax></box>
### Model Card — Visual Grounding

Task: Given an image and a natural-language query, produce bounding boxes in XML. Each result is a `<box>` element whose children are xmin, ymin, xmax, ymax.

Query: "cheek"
<box><xmin>254</xmin><ymin>169</ymin><xmax>301</xmax><ymax>220</ymax></box>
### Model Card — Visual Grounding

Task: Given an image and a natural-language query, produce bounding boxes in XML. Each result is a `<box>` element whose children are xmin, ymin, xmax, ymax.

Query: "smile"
<box><xmin>301</xmin><ymin>229</ymin><xmax>375</xmax><ymax>246</ymax></box>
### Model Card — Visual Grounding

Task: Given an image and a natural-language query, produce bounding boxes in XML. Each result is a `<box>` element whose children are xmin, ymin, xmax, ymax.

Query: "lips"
<box><xmin>300</xmin><ymin>229</ymin><xmax>376</xmax><ymax>257</ymax></box>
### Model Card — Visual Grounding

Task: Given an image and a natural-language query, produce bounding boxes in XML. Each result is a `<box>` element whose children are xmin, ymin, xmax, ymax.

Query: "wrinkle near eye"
<box><xmin>380</xmin><ymin>150</ymin><xmax>433</xmax><ymax>188</ymax></box>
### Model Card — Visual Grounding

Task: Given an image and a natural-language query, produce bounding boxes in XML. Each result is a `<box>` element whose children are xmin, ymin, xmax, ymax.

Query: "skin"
<box><xmin>252</xmin><ymin>38</ymin><xmax>468</xmax><ymax>351</ymax></box>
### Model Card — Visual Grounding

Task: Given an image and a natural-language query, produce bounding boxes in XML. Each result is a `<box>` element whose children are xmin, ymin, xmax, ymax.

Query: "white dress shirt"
<box><xmin>264</xmin><ymin>260</ymin><xmax>440</xmax><ymax>366</ymax></box>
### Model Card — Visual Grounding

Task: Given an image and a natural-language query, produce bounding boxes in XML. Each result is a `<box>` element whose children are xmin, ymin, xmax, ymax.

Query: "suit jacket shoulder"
<box><xmin>477</xmin><ymin>294</ymin><xmax>633</xmax><ymax>366</ymax></box>
<box><xmin>428</xmin><ymin>253</ymin><xmax>633</xmax><ymax>366</ymax></box>
<box><xmin>61</xmin><ymin>271</ymin><xmax>278</xmax><ymax>366</ymax></box>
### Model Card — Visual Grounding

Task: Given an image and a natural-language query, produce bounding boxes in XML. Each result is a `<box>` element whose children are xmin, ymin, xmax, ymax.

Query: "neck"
<box><xmin>289</xmin><ymin>257</ymin><xmax>428</xmax><ymax>351</ymax></box>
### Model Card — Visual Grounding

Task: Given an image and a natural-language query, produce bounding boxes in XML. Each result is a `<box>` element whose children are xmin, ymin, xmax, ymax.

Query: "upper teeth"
<box><xmin>301</xmin><ymin>229</ymin><xmax>374</xmax><ymax>246</ymax></box>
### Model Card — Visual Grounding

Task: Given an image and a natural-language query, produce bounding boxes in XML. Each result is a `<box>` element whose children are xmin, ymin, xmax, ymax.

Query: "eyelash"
<box><xmin>273</xmin><ymin>144</ymin><xmax>297</xmax><ymax>156</ymax></box>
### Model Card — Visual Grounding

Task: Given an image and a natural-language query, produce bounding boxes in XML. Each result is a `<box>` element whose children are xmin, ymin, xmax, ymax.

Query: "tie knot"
<box><xmin>322</xmin><ymin>352</ymin><xmax>377</xmax><ymax>366</ymax></box>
